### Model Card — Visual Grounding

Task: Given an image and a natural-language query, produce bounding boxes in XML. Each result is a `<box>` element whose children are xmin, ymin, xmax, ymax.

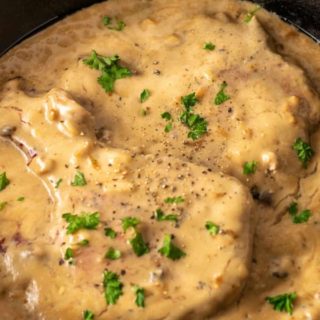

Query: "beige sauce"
<box><xmin>0</xmin><ymin>0</ymin><xmax>319</xmax><ymax>319</ymax></box>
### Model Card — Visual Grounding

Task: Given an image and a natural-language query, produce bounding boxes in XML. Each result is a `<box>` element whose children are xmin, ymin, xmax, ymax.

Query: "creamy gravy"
<box><xmin>0</xmin><ymin>0</ymin><xmax>320</xmax><ymax>319</ymax></box>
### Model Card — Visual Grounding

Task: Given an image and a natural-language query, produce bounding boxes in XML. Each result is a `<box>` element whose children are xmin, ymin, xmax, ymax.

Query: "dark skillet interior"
<box><xmin>0</xmin><ymin>0</ymin><xmax>319</xmax><ymax>57</ymax></box>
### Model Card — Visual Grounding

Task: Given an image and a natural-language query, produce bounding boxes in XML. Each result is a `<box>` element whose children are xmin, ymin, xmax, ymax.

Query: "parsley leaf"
<box><xmin>181</xmin><ymin>92</ymin><xmax>198</xmax><ymax>110</ymax></box>
<box><xmin>164</xmin><ymin>122</ymin><xmax>173</xmax><ymax>133</ymax></box>
<box><xmin>203</xmin><ymin>42</ymin><xmax>215</xmax><ymax>51</ymax></box>
<box><xmin>71</xmin><ymin>171</ymin><xmax>87</xmax><ymax>186</ymax></box>
<box><xmin>0</xmin><ymin>201</ymin><xmax>8</xmax><ymax>211</ymax></box>
<box><xmin>64</xmin><ymin>247</ymin><xmax>74</xmax><ymax>260</ymax></box>
<box><xmin>205</xmin><ymin>221</ymin><xmax>220</xmax><ymax>235</ymax></box>
<box><xmin>55</xmin><ymin>178</ymin><xmax>63</xmax><ymax>189</ymax></box>
<box><xmin>130</xmin><ymin>232</ymin><xmax>150</xmax><ymax>257</ymax></box>
<box><xmin>158</xmin><ymin>234</ymin><xmax>186</xmax><ymax>260</ymax></box>
<box><xmin>17</xmin><ymin>196</ymin><xmax>25</xmax><ymax>202</ymax></box>
<box><xmin>266</xmin><ymin>292</ymin><xmax>297</xmax><ymax>315</ymax></box>
<box><xmin>243</xmin><ymin>161</ymin><xmax>257</xmax><ymax>175</ymax></box>
<box><xmin>62</xmin><ymin>212</ymin><xmax>100</xmax><ymax>234</ymax></box>
<box><xmin>83</xmin><ymin>310</ymin><xmax>95</xmax><ymax>320</ymax></box>
<box><xmin>102</xmin><ymin>16</ymin><xmax>126</xmax><ymax>31</ymax></box>
<box><xmin>133</xmin><ymin>285</ymin><xmax>145</xmax><ymax>308</ymax></box>
<box><xmin>288</xmin><ymin>202</ymin><xmax>311</xmax><ymax>224</ymax></box>
<box><xmin>164</xmin><ymin>196</ymin><xmax>184</xmax><ymax>204</ymax></box>
<box><xmin>161</xmin><ymin>112</ymin><xmax>172</xmax><ymax>121</ymax></box>
<box><xmin>140</xmin><ymin>89</ymin><xmax>151</xmax><ymax>103</ymax></box>
<box><xmin>121</xmin><ymin>216</ymin><xmax>140</xmax><ymax>232</ymax></box>
<box><xmin>78</xmin><ymin>239</ymin><xmax>89</xmax><ymax>246</ymax></box>
<box><xmin>244</xmin><ymin>5</ymin><xmax>261</xmax><ymax>23</ymax></box>
<box><xmin>180</xmin><ymin>93</ymin><xmax>208</xmax><ymax>140</ymax></box>
<box><xmin>105</xmin><ymin>247</ymin><xmax>121</xmax><ymax>260</ymax></box>
<box><xmin>154</xmin><ymin>208</ymin><xmax>178</xmax><ymax>222</ymax></box>
<box><xmin>292</xmin><ymin>137</ymin><xmax>314</xmax><ymax>168</ymax></box>
<box><xmin>214</xmin><ymin>81</ymin><xmax>230</xmax><ymax>105</ymax></box>
<box><xmin>83</xmin><ymin>51</ymin><xmax>132</xmax><ymax>93</ymax></box>
<box><xmin>0</xmin><ymin>172</ymin><xmax>10</xmax><ymax>192</ymax></box>
<box><xmin>104</xmin><ymin>227</ymin><xmax>117</xmax><ymax>239</ymax></box>
<box><xmin>103</xmin><ymin>271</ymin><xmax>123</xmax><ymax>305</ymax></box>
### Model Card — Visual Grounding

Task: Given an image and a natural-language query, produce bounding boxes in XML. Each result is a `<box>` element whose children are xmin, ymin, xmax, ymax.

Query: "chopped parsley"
<box><xmin>105</xmin><ymin>247</ymin><xmax>121</xmax><ymax>260</ymax></box>
<box><xmin>64</xmin><ymin>247</ymin><xmax>74</xmax><ymax>261</ymax></box>
<box><xmin>17</xmin><ymin>196</ymin><xmax>25</xmax><ymax>202</ymax></box>
<box><xmin>203</xmin><ymin>42</ymin><xmax>215</xmax><ymax>51</ymax></box>
<box><xmin>55</xmin><ymin>178</ymin><xmax>63</xmax><ymax>189</ymax></box>
<box><xmin>78</xmin><ymin>239</ymin><xmax>90</xmax><ymax>247</ymax></box>
<box><xmin>83</xmin><ymin>310</ymin><xmax>95</xmax><ymax>320</ymax></box>
<box><xmin>71</xmin><ymin>171</ymin><xmax>87</xmax><ymax>186</ymax></box>
<box><xmin>103</xmin><ymin>16</ymin><xmax>126</xmax><ymax>31</ymax></box>
<box><xmin>292</xmin><ymin>137</ymin><xmax>314</xmax><ymax>168</ymax></box>
<box><xmin>133</xmin><ymin>285</ymin><xmax>145</xmax><ymax>308</ymax></box>
<box><xmin>0</xmin><ymin>172</ymin><xmax>10</xmax><ymax>192</ymax></box>
<box><xmin>104</xmin><ymin>227</ymin><xmax>117</xmax><ymax>239</ymax></box>
<box><xmin>0</xmin><ymin>201</ymin><xmax>7</xmax><ymax>211</ymax></box>
<box><xmin>164</xmin><ymin>122</ymin><xmax>173</xmax><ymax>133</ymax></box>
<box><xmin>288</xmin><ymin>202</ymin><xmax>312</xmax><ymax>224</ymax></box>
<box><xmin>83</xmin><ymin>50</ymin><xmax>132</xmax><ymax>93</ymax></box>
<box><xmin>266</xmin><ymin>292</ymin><xmax>297</xmax><ymax>315</ymax></box>
<box><xmin>121</xmin><ymin>216</ymin><xmax>140</xmax><ymax>232</ymax></box>
<box><xmin>244</xmin><ymin>5</ymin><xmax>261</xmax><ymax>23</ymax></box>
<box><xmin>161</xmin><ymin>112</ymin><xmax>172</xmax><ymax>121</ymax></box>
<box><xmin>130</xmin><ymin>232</ymin><xmax>150</xmax><ymax>257</ymax></box>
<box><xmin>164</xmin><ymin>196</ymin><xmax>184</xmax><ymax>204</ymax></box>
<box><xmin>140</xmin><ymin>89</ymin><xmax>151</xmax><ymax>103</ymax></box>
<box><xmin>180</xmin><ymin>92</ymin><xmax>208</xmax><ymax>140</ymax></box>
<box><xmin>214</xmin><ymin>81</ymin><xmax>230</xmax><ymax>105</ymax></box>
<box><xmin>62</xmin><ymin>212</ymin><xmax>100</xmax><ymax>234</ymax></box>
<box><xmin>103</xmin><ymin>271</ymin><xmax>123</xmax><ymax>305</ymax></box>
<box><xmin>205</xmin><ymin>221</ymin><xmax>220</xmax><ymax>235</ymax></box>
<box><xmin>154</xmin><ymin>208</ymin><xmax>178</xmax><ymax>222</ymax></box>
<box><xmin>158</xmin><ymin>234</ymin><xmax>186</xmax><ymax>260</ymax></box>
<box><xmin>243</xmin><ymin>161</ymin><xmax>257</xmax><ymax>175</ymax></box>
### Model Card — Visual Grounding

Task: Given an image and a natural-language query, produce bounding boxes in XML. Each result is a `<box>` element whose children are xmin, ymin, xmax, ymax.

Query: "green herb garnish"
<box><xmin>64</xmin><ymin>247</ymin><xmax>74</xmax><ymax>260</ymax></box>
<box><xmin>164</xmin><ymin>122</ymin><xmax>173</xmax><ymax>133</ymax></box>
<box><xmin>133</xmin><ymin>285</ymin><xmax>145</xmax><ymax>308</ymax></box>
<box><xmin>105</xmin><ymin>247</ymin><xmax>121</xmax><ymax>260</ymax></box>
<box><xmin>55</xmin><ymin>178</ymin><xmax>63</xmax><ymax>189</ymax></box>
<box><xmin>288</xmin><ymin>202</ymin><xmax>311</xmax><ymax>224</ymax></box>
<box><xmin>158</xmin><ymin>234</ymin><xmax>186</xmax><ymax>260</ymax></box>
<box><xmin>292</xmin><ymin>138</ymin><xmax>314</xmax><ymax>168</ymax></box>
<box><xmin>104</xmin><ymin>227</ymin><xmax>117</xmax><ymax>239</ymax></box>
<box><xmin>17</xmin><ymin>196</ymin><xmax>25</xmax><ymax>202</ymax></box>
<box><xmin>164</xmin><ymin>196</ymin><xmax>184</xmax><ymax>204</ymax></box>
<box><xmin>130</xmin><ymin>232</ymin><xmax>149</xmax><ymax>257</ymax></box>
<box><xmin>83</xmin><ymin>310</ymin><xmax>95</xmax><ymax>320</ymax></box>
<box><xmin>203</xmin><ymin>42</ymin><xmax>215</xmax><ymax>51</ymax></box>
<box><xmin>103</xmin><ymin>271</ymin><xmax>123</xmax><ymax>305</ymax></box>
<box><xmin>71</xmin><ymin>171</ymin><xmax>87</xmax><ymax>186</ymax></box>
<box><xmin>244</xmin><ymin>5</ymin><xmax>261</xmax><ymax>23</ymax></box>
<box><xmin>205</xmin><ymin>221</ymin><xmax>220</xmax><ymax>235</ymax></box>
<box><xmin>243</xmin><ymin>161</ymin><xmax>257</xmax><ymax>175</ymax></box>
<box><xmin>78</xmin><ymin>239</ymin><xmax>90</xmax><ymax>247</ymax></box>
<box><xmin>161</xmin><ymin>112</ymin><xmax>172</xmax><ymax>121</ymax></box>
<box><xmin>214</xmin><ymin>81</ymin><xmax>230</xmax><ymax>105</ymax></box>
<box><xmin>266</xmin><ymin>292</ymin><xmax>297</xmax><ymax>315</ymax></box>
<box><xmin>0</xmin><ymin>172</ymin><xmax>10</xmax><ymax>192</ymax></box>
<box><xmin>102</xmin><ymin>16</ymin><xmax>126</xmax><ymax>31</ymax></box>
<box><xmin>121</xmin><ymin>216</ymin><xmax>140</xmax><ymax>232</ymax></box>
<box><xmin>62</xmin><ymin>212</ymin><xmax>100</xmax><ymax>234</ymax></box>
<box><xmin>140</xmin><ymin>89</ymin><xmax>151</xmax><ymax>103</ymax></box>
<box><xmin>83</xmin><ymin>50</ymin><xmax>132</xmax><ymax>93</ymax></box>
<box><xmin>154</xmin><ymin>208</ymin><xmax>178</xmax><ymax>222</ymax></box>
<box><xmin>180</xmin><ymin>93</ymin><xmax>207</xmax><ymax>140</ymax></box>
<box><xmin>0</xmin><ymin>201</ymin><xmax>8</xmax><ymax>211</ymax></box>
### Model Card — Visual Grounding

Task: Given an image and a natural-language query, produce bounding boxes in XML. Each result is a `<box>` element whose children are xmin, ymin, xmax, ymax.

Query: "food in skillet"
<box><xmin>0</xmin><ymin>0</ymin><xmax>320</xmax><ymax>319</ymax></box>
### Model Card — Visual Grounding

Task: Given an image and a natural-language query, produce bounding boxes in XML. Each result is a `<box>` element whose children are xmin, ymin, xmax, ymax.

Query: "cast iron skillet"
<box><xmin>0</xmin><ymin>0</ymin><xmax>319</xmax><ymax>57</ymax></box>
